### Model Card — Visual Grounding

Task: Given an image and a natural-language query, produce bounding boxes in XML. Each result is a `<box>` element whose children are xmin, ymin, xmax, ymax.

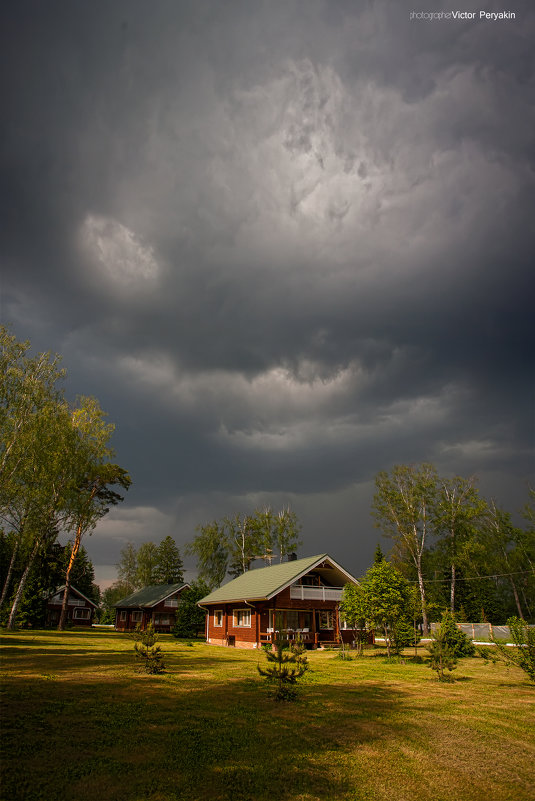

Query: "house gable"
<box><xmin>114</xmin><ymin>583</ymin><xmax>190</xmax><ymax>633</ymax></box>
<box><xmin>198</xmin><ymin>554</ymin><xmax>358</xmax><ymax>606</ymax></box>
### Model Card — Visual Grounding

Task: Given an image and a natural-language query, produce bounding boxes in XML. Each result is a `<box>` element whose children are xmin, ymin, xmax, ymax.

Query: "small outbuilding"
<box><xmin>46</xmin><ymin>586</ymin><xmax>97</xmax><ymax>627</ymax></box>
<box><xmin>198</xmin><ymin>553</ymin><xmax>362</xmax><ymax>649</ymax></box>
<box><xmin>114</xmin><ymin>583</ymin><xmax>190</xmax><ymax>632</ymax></box>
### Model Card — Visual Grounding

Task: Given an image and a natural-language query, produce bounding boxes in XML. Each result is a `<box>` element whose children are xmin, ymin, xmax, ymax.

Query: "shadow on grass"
<box><xmin>1</xmin><ymin>650</ymin><xmax>410</xmax><ymax>801</ymax></box>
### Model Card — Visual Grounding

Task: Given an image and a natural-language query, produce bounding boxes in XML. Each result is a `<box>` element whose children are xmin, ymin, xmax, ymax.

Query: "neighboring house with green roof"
<box><xmin>198</xmin><ymin>554</ymin><xmax>360</xmax><ymax>649</ymax></box>
<box><xmin>114</xmin><ymin>583</ymin><xmax>190</xmax><ymax>632</ymax></box>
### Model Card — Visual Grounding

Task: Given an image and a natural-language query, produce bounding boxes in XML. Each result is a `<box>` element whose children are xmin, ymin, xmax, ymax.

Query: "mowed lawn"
<box><xmin>0</xmin><ymin>629</ymin><xmax>534</xmax><ymax>801</ymax></box>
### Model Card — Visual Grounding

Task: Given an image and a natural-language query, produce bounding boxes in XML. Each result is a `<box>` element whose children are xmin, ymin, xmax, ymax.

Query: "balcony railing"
<box><xmin>289</xmin><ymin>585</ymin><xmax>343</xmax><ymax>601</ymax></box>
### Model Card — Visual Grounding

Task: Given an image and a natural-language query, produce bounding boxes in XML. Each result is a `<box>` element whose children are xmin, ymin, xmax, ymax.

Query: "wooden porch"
<box><xmin>258</xmin><ymin>629</ymin><xmax>339</xmax><ymax>648</ymax></box>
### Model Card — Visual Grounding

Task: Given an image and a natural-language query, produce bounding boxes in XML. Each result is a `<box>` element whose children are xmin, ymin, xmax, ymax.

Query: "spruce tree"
<box><xmin>258</xmin><ymin>625</ymin><xmax>308</xmax><ymax>701</ymax></box>
<box><xmin>134</xmin><ymin>623</ymin><xmax>165</xmax><ymax>674</ymax></box>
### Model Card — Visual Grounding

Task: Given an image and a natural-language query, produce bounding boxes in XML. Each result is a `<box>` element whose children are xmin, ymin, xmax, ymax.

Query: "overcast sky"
<box><xmin>1</xmin><ymin>0</ymin><xmax>533</xmax><ymax>589</ymax></box>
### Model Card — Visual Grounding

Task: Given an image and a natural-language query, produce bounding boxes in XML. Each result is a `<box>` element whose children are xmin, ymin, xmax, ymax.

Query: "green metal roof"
<box><xmin>198</xmin><ymin>554</ymin><xmax>357</xmax><ymax>605</ymax></box>
<box><xmin>114</xmin><ymin>583</ymin><xmax>188</xmax><ymax>608</ymax></box>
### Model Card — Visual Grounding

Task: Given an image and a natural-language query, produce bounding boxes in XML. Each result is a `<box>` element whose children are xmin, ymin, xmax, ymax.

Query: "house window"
<box><xmin>269</xmin><ymin>610</ymin><xmax>310</xmax><ymax>631</ymax></box>
<box><xmin>164</xmin><ymin>598</ymin><xmax>179</xmax><ymax>607</ymax></box>
<box><xmin>233</xmin><ymin>609</ymin><xmax>251</xmax><ymax>627</ymax></box>
<box><xmin>69</xmin><ymin>597</ymin><xmax>85</xmax><ymax>607</ymax></box>
<box><xmin>131</xmin><ymin>611</ymin><xmax>143</xmax><ymax>623</ymax></box>
<box><xmin>155</xmin><ymin>614</ymin><xmax>170</xmax><ymax>625</ymax></box>
<box><xmin>214</xmin><ymin>610</ymin><xmax>223</xmax><ymax>627</ymax></box>
<box><xmin>119</xmin><ymin>611</ymin><xmax>127</xmax><ymax>621</ymax></box>
<box><xmin>286</xmin><ymin>610</ymin><xmax>299</xmax><ymax>630</ymax></box>
<box><xmin>73</xmin><ymin>607</ymin><xmax>91</xmax><ymax>620</ymax></box>
<box><xmin>319</xmin><ymin>611</ymin><xmax>333</xmax><ymax>629</ymax></box>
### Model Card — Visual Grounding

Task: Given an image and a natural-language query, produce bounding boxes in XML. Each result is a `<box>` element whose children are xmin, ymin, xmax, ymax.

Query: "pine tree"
<box><xmin>427</xmin><ymin>623</ymin><xmax>457</xmax><ymax>682</ymax></box>
<box><xmin>133</xmin><ymin>623</ymin><xmax>165</xmax><ymax>674</ymax></box>
<box><xmin>258</xmin><ymin>625</ymin><xmax>308</xmax><ymax>701</ymax></box>
<box><xmin>155</xmin><ymin>536</ymin><xmax>183</xmax><ymax>584</ymax></box>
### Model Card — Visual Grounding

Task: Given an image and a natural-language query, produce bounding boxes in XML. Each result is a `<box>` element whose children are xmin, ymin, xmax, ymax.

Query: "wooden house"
<box><xmin>114</xmin><ymin>583</ymin><xmax>190</xmax><ymax>632</ymax></box>
<box><xmin>46</xmin><ymin>586</ymin><xmax>97</xmax><ymax>627</ymax></box>
<box><xmin>198</xmin><ymin>553</ymin><xmax>362</xmax><ymax>649</ymax></box>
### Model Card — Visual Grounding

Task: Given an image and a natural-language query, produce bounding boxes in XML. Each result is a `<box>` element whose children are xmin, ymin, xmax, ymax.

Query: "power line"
<box><xmin>410</xmin><ymin>569</ymin><xmax>533</xmax><ymax>584</ymax></box>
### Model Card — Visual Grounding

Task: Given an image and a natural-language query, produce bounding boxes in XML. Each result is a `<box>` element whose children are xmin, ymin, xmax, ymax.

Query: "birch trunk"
<box><xmin>7</xmin><ymin>538</ymin><xmax>40</xmax><ymax>629</ymax></box>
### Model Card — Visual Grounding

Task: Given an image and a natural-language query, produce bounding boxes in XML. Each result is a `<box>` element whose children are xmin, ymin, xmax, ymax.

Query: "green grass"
<box><xmin>1</xmin><ymin>629</ymin><xmax>534</xmax><ymax>801</ymax></box>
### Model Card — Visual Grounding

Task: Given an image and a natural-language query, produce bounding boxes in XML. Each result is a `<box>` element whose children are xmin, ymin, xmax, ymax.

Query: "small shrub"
<box><xmin>436</xmin><ymin>611</ymin><xmax>475</xmax><ymax>657</ymax></box>
<box><xmin>133</xmin><ymin>623</ymin><xmax>165</xmax><ymax>674</ymax></box>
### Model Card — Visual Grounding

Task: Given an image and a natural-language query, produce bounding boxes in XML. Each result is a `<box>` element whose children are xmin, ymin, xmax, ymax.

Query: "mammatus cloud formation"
<box><xmin>1</xmin><ymin>1</ymin><xmax>533</xmax><ymax>586</ymax></box>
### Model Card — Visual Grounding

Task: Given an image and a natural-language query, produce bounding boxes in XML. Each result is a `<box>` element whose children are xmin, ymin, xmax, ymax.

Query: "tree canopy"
<box><xmin>187</xmin><ymin>507</ymin><xmax>302</xmax><ymax>589</ymax></box>
<box><xmin>0</xmin><ymin>327</ymin><xmax>130</xmax><ymax>629</ymax></box>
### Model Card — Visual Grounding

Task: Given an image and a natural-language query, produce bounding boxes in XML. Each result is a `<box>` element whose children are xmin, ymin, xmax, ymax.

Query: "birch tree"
<box><xmin>434</xmin><ymin>476</ymin><xmax>488</xmax><ymax>614</ymax></box>
<box><xmin>58</xmin><ymin>397</ymin><xmax>130</xmax><ymax>630</ymax></box>
<box><xmin>186</xmin><ymin>521</ymin><xmax>229</xmax><ymax>590</ymax></box>
<box><xmin>372</xmin><ymin>463</ymin><xmax>437</xmax><ymax>633</ymax></box>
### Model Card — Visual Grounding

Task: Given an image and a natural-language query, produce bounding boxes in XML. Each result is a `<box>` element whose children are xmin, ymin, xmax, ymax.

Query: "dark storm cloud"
<box><xmin>1</xmin><ymin>1</ymin><xmax>533</xmax><ymax>583</ymax></box>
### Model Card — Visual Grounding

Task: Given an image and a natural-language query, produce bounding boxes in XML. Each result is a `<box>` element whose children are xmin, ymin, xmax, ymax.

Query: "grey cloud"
<box><xmin>1</xmin><ymin>0</ymin><xmax>533</xmax><ymax>585</ymax></box>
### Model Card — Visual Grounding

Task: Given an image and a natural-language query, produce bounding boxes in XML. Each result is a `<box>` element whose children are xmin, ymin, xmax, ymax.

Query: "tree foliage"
<box><xmin>188</xmin><ymin>507</ymin><xmax>302</xmax><ymax>588</ymax></box>
<box><xmin>373</xmin><ymin>464</ymin><xmax>437</xmax><ymax>633</ymax></box>
<box><xmin>136</xmin><ymin>542</ymin><xmax>160</xmax><ymax>587</ymax></box>
<box><xmin>116</xmin><ymin>537</ymin><xmax>184</xmax><ymax>591</ymax></box>
<box><xmin>427</xmin><ymin>624</ymin><xmax>458</xmax><ymax>682</ymax></box>
<box><xmin>488</xmin><ymin>617</ymin><xmax>535</xmax><ymax>683</ymax></box>
<box><xmin>0</xmin><ymin>327</ymin><xmax>130</xmax><ymax>629</ymax></box>
<box><xmin>434</xmin><ymin>610</ymin><xmax>475</xmax><ymax>657</ymax></box>
<box><xmin>258</xmin><ymin>625</ymin><xmax>308</xmax><ymax>701</ymax></box>
<box><xmin>173</xmin><ymin>580</ymin><xmax>209</xmax><ymax>638</ymax></box>
<box><xmin>133</xmin><ymin>623</ymin><xmax>165</xmax><ymax>674</ymax></box>
<box><xmin>341</xmin><ymin>560</ymin><xmax>413</xmax><ymax>659</ymax></box>
<box><xmin>155</xmin><ymin>536</ymin><xmax>184</xmax><ymax>584</ymax></box>
<box><xmin>373</xmin><ymin>464</ymin><xmax>535</xmax><ymax>626</ymax></box>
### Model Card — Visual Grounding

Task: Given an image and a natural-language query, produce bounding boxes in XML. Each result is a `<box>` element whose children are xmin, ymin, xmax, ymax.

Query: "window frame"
<box><xmin>319</xmin><ymin>610</ymin><xmax>334</xmax><ymax>630</ymax></box>
<box><xmin>233</xmin><ymin>608</ymin><xmax>251</xmax><ymax>628</ymax></box>
<box><xmin>214</xmin><ymin>610</ymin><xmax>223</xmax><ymax>627</ymax></box>
<box><xmin>73</xmin><ymin>607</ymin><xmax>91</xmax><ymax>620</ymax></box>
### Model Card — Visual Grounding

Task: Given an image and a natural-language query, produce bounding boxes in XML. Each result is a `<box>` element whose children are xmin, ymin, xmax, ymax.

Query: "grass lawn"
<box><xmin>1</xmin><ymin>629</ymin><xmax>534</xmax><ymax>801</ymax></box>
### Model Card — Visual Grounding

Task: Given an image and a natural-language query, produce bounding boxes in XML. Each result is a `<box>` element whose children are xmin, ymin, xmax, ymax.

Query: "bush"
<box><xmin>436</xmin><ymin>611</ymin><xmax>475</xmax><ymax>657</ymax></box>
<box><xmin>390</xmin><ymin>618</ymin><xmax>419</xmax><ymax>655</ymax></box>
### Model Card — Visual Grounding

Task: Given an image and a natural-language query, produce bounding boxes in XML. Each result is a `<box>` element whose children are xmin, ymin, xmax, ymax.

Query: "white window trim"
<box><xmin>119</xmin><ymin>610</ymin><xmax>127</xmax><ymax>621</ymax></box>
<box><xmin>164</xmin><ymin>598</ymin><xmax>179</xmax><ymax>607</ymax></box>
<box><xmin>131</xmin><ymin>611</ymin><xmax>143</xmax><ymax>623</ymax></box>
<box><xmin>214</xmin><ymin>610</ymin><xmax>223</xmax><ymax>627</ymax></box>
<box><xmin>73</xmin><ymin>607</ymin><xmax>91</xmax><ymax>620</ymax></box>
<box><xmin>233</xmin><ymin>608</ymin><xmax>251</xmax><ymax>628</ymax></box>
